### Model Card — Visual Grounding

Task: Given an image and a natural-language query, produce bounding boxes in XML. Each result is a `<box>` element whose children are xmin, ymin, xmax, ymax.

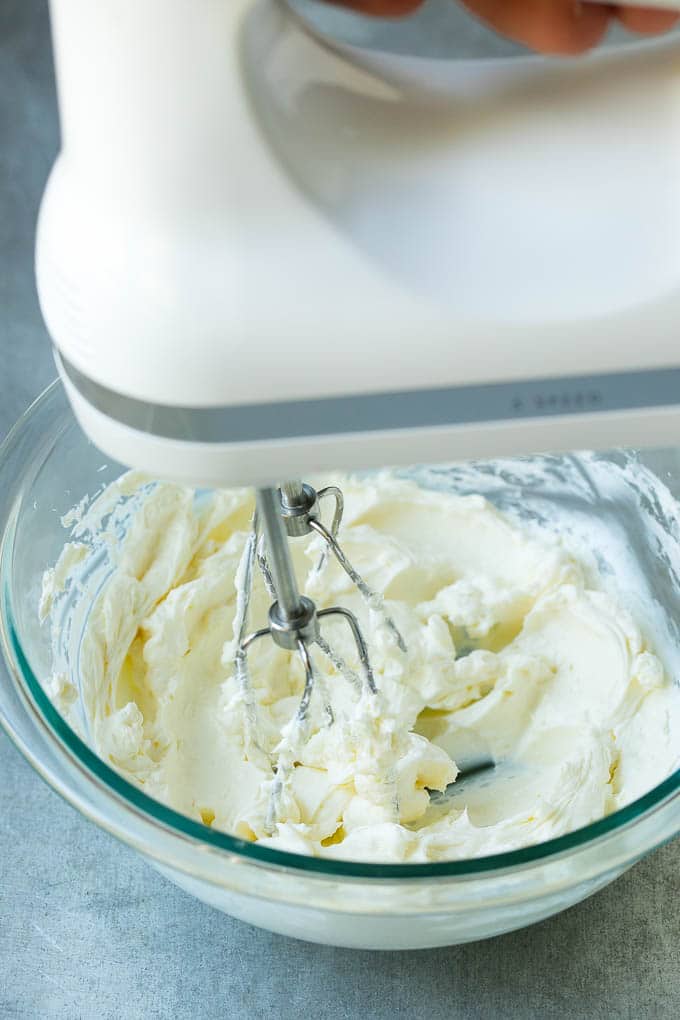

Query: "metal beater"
<box><xmin>233</xmin><ymin>481</ymin><xmax>406</xmax><ymax>830</ymax></box>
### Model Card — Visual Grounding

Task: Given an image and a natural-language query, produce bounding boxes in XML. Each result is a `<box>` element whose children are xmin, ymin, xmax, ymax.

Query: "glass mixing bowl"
<box><xmin>1</xmin><ymin>382</ymin><xmax>679</xmax><ymax>950</ymax></box>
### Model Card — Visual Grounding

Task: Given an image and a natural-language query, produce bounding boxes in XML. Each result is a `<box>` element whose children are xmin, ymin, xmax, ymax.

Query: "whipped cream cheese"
<box><xmin>42</xmin><ymin>472</ymin><xmax>680</xmax><ymax>862</ymax></box>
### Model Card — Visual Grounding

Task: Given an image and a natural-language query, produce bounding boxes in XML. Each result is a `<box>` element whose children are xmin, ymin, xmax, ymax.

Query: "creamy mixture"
<box><xmin>41</xmin><ymin>473</ymin><xmax>680</xmax><ymax>862</ymax></box>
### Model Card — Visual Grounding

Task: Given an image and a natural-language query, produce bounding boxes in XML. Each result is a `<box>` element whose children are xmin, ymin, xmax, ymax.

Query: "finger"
<box><xmin>616</xmin><ymin>5</ymin><xmax>679</xmax><ymax>33</ymax></box>
<box><xmin>322</xmin><ymin>0</ymin><xmax>423</xmax><ymax>15</ymax></box>
<box><xmin>461</xmin><ymin>0</ymin><xmax>613</xmax><ymax>54</ymax></box>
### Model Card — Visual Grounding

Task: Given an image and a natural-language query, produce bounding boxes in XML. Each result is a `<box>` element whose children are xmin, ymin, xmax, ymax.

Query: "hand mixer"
<box><xmin>36</xmin><ymin>0</ymin><xmax>680</xmax><ymax>809</ymax></box>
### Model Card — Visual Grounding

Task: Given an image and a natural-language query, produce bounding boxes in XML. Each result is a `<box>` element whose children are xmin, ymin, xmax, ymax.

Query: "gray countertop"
<box><xmin>1</xmin><ymin>2</ymin><xmax>678</xmax><ymax>1017</ymax></box>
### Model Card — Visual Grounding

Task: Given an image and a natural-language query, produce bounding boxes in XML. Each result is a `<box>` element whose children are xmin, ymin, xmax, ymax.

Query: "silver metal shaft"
<box><xmin>256</xmin><ymin>487</ymin><xmax>303</xmax><ymax>622</ymax></box>
<box><xmin>280</xmin><ymin>479</ymin><xmax>306</xmax><ymax>509</ymax></box>
<box><xmin>242</xmin><ymin>482</ymin><xmax>384</xmax><ymax>834</ymax></box>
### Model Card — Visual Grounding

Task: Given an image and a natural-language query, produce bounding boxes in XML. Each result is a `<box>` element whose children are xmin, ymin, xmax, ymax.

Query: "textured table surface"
<box><xmin>1</xmin><ymin>2</ymin><xmax>679</xmax><ymax>1017</ymax></box>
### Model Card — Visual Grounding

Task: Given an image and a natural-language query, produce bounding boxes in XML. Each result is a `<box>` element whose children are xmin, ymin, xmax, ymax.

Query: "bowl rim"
<box><xmin>1</xmin><ymin>381</ymin><xmax>679</xmax><ymax>881</ymax></box>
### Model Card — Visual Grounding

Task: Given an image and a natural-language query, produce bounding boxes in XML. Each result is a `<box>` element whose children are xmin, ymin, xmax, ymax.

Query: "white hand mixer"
<box><xmin>36</xmin><ymin>0</ymin><xmax>680</xmax><ymax>775</ymax></box>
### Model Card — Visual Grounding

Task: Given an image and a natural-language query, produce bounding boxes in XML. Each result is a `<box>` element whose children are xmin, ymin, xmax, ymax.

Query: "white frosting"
<box><xmin>43</xmin><ymin>471</ymin><xmax>680</xmax><ymax>862</ymax></box>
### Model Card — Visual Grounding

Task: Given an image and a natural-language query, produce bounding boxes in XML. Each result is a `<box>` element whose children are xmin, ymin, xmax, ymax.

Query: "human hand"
<box><xmin>328</xmin><ymin>1</ymin><xmax>679</xmax><ymax>55</ymax></box>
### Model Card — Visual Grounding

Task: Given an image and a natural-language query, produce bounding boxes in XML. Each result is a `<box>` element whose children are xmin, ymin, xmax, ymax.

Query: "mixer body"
<box><xmin>38</xmin><ymin>0</ymin><xmax>680</xmax><ymax>486</ymax></box>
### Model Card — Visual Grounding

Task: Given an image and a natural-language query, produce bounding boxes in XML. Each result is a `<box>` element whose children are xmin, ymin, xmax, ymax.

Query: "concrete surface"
<box><xmin>0</xmin><ymin>1</ymin><xmax>679</xmax><ymax>1017</ymax></box>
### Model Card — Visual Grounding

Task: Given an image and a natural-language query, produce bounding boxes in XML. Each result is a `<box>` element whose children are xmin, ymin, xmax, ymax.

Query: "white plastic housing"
<box><xmin>37</xmin><ymin>0</ymin><xmax>680</xmax><ymax>485</ymax></box>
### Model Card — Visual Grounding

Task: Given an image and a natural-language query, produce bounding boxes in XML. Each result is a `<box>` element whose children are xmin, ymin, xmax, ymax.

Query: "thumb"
<box><xmin>460</xmin><ymin>0</ymin><xmax>612</xmax><ymax>54</ymax></box>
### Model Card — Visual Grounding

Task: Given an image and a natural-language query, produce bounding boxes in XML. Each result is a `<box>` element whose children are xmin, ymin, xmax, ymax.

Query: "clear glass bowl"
<box><xmin>1</xmin><ymin>382</ymin><xmax>678</xmax><ymax>949</ymax></box>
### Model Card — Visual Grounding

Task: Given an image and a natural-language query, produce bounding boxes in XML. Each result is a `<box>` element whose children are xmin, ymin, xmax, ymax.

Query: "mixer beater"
<box><xmin>234</xmin><ymin>481</ymin><xmax>407</xmax><ymax>830</ymax></box>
